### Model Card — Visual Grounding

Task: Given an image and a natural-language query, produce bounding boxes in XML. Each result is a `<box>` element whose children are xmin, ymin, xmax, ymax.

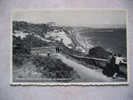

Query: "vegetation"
<box><xmin>13</xmin><ymin>21</ymin><xmax>48</xmax><ymax>37</ymax></box>
<box><xmin>88</xmin><ymin>46</ymin><xmax>111</xmax><ymax>59</ymax></box>
<box><xmin>13</xmin><ymin>36</ymin><xmax>30</xmax><ymax>66</ymax></box>
<box><xmin>12</xmin><ymin>21</ymin><xmax>127</xmax><ymax>81</ymax></box>
<box><xmin>32</xmin><ymin>56</ymin><xmax>78</xmax><ymax>81</ymax></box>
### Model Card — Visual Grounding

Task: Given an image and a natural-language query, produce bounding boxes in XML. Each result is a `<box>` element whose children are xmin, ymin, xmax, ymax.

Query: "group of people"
<box><xmin>47</xmin><ymin>47</ymin><xmax>62</xmax><ymax>57</ymax></box>
<box><xmin>56</xmin><ymin>47</ymin><xmax>61</xmax><ymax>53</ymax></box>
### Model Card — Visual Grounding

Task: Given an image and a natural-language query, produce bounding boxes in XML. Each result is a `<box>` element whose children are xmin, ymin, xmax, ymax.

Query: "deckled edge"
<box><xmin>10</xmin><ymin>8</ymin><xmax>129</xmax><ymax>86</ymax></box>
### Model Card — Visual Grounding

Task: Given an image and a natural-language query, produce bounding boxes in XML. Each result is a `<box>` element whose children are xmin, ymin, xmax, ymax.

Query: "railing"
<box><xmin>68</xmin><ymin>54</ymin><xmax>108</xmax><ymax>62</ymax></box>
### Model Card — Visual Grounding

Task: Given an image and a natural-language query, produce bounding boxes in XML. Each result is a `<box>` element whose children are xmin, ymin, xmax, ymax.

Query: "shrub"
<box><xmin>32</xmin><ymin>56</ymin><xmax>75</xmax><ymax>80</ymax></box>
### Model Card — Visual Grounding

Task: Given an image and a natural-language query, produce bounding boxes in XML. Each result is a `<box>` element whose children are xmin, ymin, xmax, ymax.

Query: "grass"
<box><xmin>32</xmin><ymin>55</ymin><xmax>80</xmax><ymax>82</ymax></box>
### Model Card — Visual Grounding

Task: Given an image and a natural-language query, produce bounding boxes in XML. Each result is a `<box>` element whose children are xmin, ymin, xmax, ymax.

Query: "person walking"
<box><xmin>112</xmin><ymin>54</ymin><xmax>121</xmax><ymax>78</ymax></box>
<box><xmin>103</xmin><ymin>53</ymin><xmax>119</xmax><ymax>78</ymax></box>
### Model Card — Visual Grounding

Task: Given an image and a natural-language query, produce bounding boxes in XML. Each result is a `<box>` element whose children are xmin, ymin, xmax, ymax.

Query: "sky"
<box><xmin>12</xmin><ymin>9</ymin><xmax>127</xmax><ymax>28</ymax></box>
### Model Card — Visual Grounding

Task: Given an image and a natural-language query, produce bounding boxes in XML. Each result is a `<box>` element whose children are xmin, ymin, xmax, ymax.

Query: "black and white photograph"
<box><xmin>11</xmin><ymin>9</ymin><xmax>128</xmax><ymax>85</ymax></box>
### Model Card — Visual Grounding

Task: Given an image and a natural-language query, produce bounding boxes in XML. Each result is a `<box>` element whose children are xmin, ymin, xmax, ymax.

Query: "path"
<box><xmin>56</xmin><ymin>54</ymin><xmax>112</xmax><ymax>82</ymax></box>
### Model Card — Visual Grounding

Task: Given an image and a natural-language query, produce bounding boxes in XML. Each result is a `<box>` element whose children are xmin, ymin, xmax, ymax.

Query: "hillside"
<box><xmin>12</xmin><ymin>21</ymin><xmax>127</xmax><ymax>82</ymax></box>
<box><xmin>13</xmin><ymin>21</ymin><xmax>87</xmax><ymax>53</ymax></box>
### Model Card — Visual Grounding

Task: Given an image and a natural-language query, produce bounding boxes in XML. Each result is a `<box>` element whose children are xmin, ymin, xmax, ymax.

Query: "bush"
<box><xmin>88</xmin><ymin>46</ymin><xmax>111</xmax><ymax>59</ymax></box>
<box><xmin>32</xmin><ymin>56</ymin><xmax>74</xmax><ymax>80</ymax></box>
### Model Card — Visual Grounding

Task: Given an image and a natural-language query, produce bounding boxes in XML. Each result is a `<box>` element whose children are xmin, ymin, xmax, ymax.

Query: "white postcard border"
<box><xmin>10</xmin><ymin>8</ymin><xmax>129</xmax><ymax>86</ymax></box>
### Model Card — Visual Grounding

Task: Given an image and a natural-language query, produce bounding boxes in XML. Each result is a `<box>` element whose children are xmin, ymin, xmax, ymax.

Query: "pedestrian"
<box><xmin>103</xmin><ymin>53</ymin><xmax>118</xmax><ymax>78</ymax></box>
<box><xmin>47</xmin><ymin>51</ymin><xmax>50</xmax><ymax>56</ymax></box>
<box><xmin>112</xmin><ymin>54</ymin><xmax>121</xmax><ymax>78</ymax></box>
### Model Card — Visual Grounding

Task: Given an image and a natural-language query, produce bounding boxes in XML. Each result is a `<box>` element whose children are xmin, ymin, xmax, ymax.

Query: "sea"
<box><xmin>79</xmin><ymin>28</ymin><xmax>127</xmax><ymax>57</ymax></box>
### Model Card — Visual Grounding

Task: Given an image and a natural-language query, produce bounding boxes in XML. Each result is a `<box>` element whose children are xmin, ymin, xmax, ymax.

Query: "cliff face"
<box><xmin>13</xmin><ymin>21</ymin><xmax>85</xmax><ymax>52</ymax></box>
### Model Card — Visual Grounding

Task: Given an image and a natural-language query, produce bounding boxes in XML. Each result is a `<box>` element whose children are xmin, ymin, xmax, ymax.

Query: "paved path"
<box><xmin>56</xmin><ymin>54</ymin><xmax>112</xmax><ymax>82</ymax></box>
